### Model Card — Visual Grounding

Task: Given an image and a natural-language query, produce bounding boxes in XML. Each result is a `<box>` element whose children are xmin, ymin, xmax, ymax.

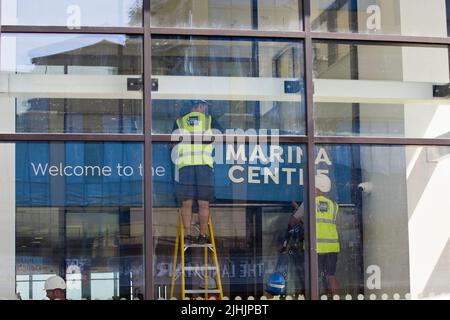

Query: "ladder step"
<box><xmin>184</xmin><ymin>266</ymin><xmax>217</xmax><ymax>271</ymax></box>
<box><xmin>184</xmin><ymin>244</ymin><xmax>214</xmax><ymax>248</ymax></box>
<box><xmin>185</xmin><ymin>290</ymin><xmax>221</xmax><ymax>294</ymax></box>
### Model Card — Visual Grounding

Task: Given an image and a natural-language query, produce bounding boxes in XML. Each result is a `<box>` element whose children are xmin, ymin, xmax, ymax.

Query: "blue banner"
<box><xmin>16</xmin><ymin>142</ymin><xmax>353</xmax><ymax>207</ymax></box>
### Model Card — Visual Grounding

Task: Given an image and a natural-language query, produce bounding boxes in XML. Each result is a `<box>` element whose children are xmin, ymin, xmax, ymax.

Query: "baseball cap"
<box><xmin>191</xmin><ymin>99</ymin><xmax>210</xmax><ymax>105</ymax></box>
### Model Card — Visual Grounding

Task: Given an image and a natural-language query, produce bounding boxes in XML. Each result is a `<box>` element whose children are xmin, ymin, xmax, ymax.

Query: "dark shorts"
<box><xmin>318</xmin><ymin>253</ymin><xmax>338</xmax><ymax>276</ymax></box>
<box><xmin>176</xmin><ymin>165</ymin><xmax>214</xmax><ymax>202</ymax></box>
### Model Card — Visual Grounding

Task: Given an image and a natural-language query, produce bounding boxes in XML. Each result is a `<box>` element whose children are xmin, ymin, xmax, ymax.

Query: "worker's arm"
<box><xmin>290</xmin><ymin>201</ymin><xmax>304</xmax><ymax>226</ymax></box>
<box><xmin>281</xmin><ymin>202</ymin><xmax>304</xmax><ymax>253</ymax></box>
<box><xmin>211</xmin><ymin>117</ymin><xmax>224</xmax><ymax>133</ymax></box>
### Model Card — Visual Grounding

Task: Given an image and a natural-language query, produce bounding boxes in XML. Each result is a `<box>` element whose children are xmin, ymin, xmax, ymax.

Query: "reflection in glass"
<box><xmin>311</xmin><ymin>0</ymin><xmax>449</xmax><ymax>37</ymax></box>
<box><xmin>1</xmin><ymin>0</ymin><xmax>142</xmax><ymax>27</ymax></box>
<box><xmin>0</xmin><ymin>34</ymin><xmax>143</xmax><ymax>134</ymax></box>
<box><xmin>14</xmin><ymin>142</ymin><xmax>144</xmax><ymax>300</ymax></box>
<box><xmin>313</xmin><ymin>42</ymin><xmax>450</xmax><ymax>138</ymax></box>
<box><xmin>151</xmin><ymin>0</ymin><xmax>302</xmax><ymax>31</ymax></box>
<box><xmin>315</xmin><ymin>144</ymin><xmax>450</xmax><ymax>299</ymax></box>
<box><xmin>152</xmin><ymin>37</ymin><xmax>305</xmax><ymax>135</ymax></box>
<box><xmin>153</xmin><ymin>142</ymin><xmax>308</xmax><ymax>299</ymax></box>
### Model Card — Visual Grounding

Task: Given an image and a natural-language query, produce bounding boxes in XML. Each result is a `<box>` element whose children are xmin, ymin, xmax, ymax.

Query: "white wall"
<box><xmin>406</xmin><ymin>147</ymin><xmax>450</xmax><ymax>298</ymax></box>
<box><xmin>0</xmin><ymin>144</ymin><xmax>16</xmax><ymax>299</ymax></box>
<box><xmin>399</xmin><ymin>0</ymin><xmax>447</xmax><ymax>37</ymax></box>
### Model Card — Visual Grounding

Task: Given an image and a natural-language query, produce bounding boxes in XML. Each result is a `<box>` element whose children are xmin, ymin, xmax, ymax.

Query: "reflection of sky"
<box><xmin>1</xmin><ymin>0</ymin><xmax>141</xmax><ymax>26</ymax></box>
<box><xmin>2</xmin><ymin>34</ymin><xmax>126</xmax><ymax>73</ymax></box>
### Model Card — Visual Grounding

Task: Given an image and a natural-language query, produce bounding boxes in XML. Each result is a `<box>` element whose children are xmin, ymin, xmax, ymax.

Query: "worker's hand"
<box><xmin>280</xmin><ymin>245</ymin><xmax>287</xmax><ymax>254</ymax></box>
<box><xmin>289</xmin><ymin>215</ymin><xmax>298</xmax><ymax>226</ymax></box>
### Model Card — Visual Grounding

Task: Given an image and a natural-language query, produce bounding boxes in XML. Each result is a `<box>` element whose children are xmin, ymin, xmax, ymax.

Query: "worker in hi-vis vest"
<box><xmin>172</xmin><ymin>100</ymin><xmax>222</xmax><ymax>245</ymax></box>
<box><xmin>314</xmin><ymin>174</ymin><xmax>340</xmax><ymax>297</ymax></box>
<box><xmin>290</xmin><ymin>174</ymin><xmax>340</xmax><ymax>297</ymax></box>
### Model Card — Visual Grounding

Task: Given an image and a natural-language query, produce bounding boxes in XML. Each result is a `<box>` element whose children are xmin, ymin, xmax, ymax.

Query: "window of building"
<box><xmin>153</xmin><ymin>142</ymin><xmax>308</xmax><ymax>299</ymax></box>
<box><xmin>5</xmin><ymin>142</ymin><xmax>145</xmax><ymax>300</ymax></box>
<box><xmin>311</xmin><ymin>0</ymin><xmax>449</xmax><ymax>37</ymax></box>
<box><xmin>151</xmin><ymin>0</ymin><xmax>302</xmax><ymax>31</ymax></box>
<box><xmin>1</xmin><ymin>0</ymin><xmax>143</xmax><ymax>27</ymax></box>
<box><xmin>152</xmin><ymin>37</ymin><xmax>305</xmax><ymax>135</ymax></box>
<box><xmin>0</xmin><ymin>34</ymin><xmax>143</xmax><ymax>134</ymax></box>
<box><xmin>313</xmin><ymin>42</ymin><xmax>450</xmax><ymax>138</ymax></box>
<box><xmin>315</xmin><ymin>144</ymin><xmax>450</xmax><ymax>300</ymax></box>
<box><xmin>1</xmin><ymin>0</ymin><xmax>450</xmax><ymax>301</ymax></box>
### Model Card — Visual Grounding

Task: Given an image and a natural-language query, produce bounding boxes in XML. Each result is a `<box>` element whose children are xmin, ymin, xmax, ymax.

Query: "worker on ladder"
<box><xmin>170</xmin><ymin>99</ymin><xmax>224</xmax><ymax>300</ymax></box>
<box><xmin>172</xmin><ymin>99</ymin><xmax>222</xmax><ymax>244</ymax></box>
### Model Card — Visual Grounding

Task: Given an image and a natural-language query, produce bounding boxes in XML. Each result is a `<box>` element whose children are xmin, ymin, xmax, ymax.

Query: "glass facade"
<box><xmin>152</xmin><ymin>37</ymin><xmax>305</xmax><ymax>135</ymax></box>
<box><xmin>153</xmin><ymin>142</ymin><xmax>308</xmax><ymax>298</ymax></box>
<box><xmin>311</xmin><ymin>0</ymin><xmax>450</xmax><ymax>37</ymax></box>
<box><xmin>151</xmin><ymin>0</ymin><xmax>302</xmax><ymax>31</ymax></box>
<box><xmin>315</xmin><ymin>144</ymin><xmax>450</xmax><ymax>299</ymax></box>
<box><xmin>1</xmin><ymin>0</ymin><xmax>450</xmax><ymax>301</ymax></box>
<box><xmin>0</xmin><ymin>34</ymin><xmax>143</xmax><ymax>134</ymax></box>
<box><xmin>313</xmin><ymin>42</ymin><xmax>450</xmax><ymax>138</ymax></box>
<box><xmin>1</xmin><ymin>142</ymin><xmax>144</xmax><ymax>300</ymax></box>
<box><xmin>1</xmin><ymin>0</ymin><xmax>143</xmax><ymax>27</ymax></box>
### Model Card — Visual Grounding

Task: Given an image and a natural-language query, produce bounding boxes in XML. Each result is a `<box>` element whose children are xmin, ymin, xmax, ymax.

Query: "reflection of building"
<box><xmin>2</xmin><ymin>0</ymin><xmax>450</xmax><ymax>301</ymax></box>
<box><xmin>16</xmin><ymin>37</ymin><xmax>143</xmax><ymax>134</ymax></box>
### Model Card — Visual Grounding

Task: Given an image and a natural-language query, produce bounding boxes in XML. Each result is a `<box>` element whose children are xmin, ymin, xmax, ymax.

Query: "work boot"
<box><xmin>197</xmin><ymin>234</ymin><xmax>209</xmax><ymax>245</ymax></box>
<box><xmin>184</xmin><ymin>235</ymin><xmax>194</xmax><ymax>246</ymax></box>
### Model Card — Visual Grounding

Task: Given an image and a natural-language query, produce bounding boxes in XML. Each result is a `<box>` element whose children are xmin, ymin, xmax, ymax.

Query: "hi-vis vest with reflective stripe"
<box><xmin>316</xmin><ymin>195</ymin><xmax>340</xmax><ymax>253</ymax></box>
<box><xmin>176</xmin><ymin>112</ymin><xmax>213</xmax><ymax>169</ymax></box>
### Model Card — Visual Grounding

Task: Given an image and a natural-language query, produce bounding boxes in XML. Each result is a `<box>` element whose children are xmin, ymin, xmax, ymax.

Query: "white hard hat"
<box><xmin>315</xmin><ymin>174</ymin><xmax>331</xmax><ymax>193</ymax></box>
<box><xmin>44</xmin><ymin>275</ymin><xmax>67</xmax><ymax>291</ymax></box>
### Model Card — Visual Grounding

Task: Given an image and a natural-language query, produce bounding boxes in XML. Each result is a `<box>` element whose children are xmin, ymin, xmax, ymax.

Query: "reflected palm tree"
<box><xmin>128</xmin><ymin>0</ymin><xmax>143</xmax><ymax>26</ymax></box>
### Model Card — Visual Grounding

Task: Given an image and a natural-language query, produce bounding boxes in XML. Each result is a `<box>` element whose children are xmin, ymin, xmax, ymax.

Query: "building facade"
<box><xmin>1</xmin><ymin>0</ymin><xmax>450</xmax><ymax>300</ymax></box>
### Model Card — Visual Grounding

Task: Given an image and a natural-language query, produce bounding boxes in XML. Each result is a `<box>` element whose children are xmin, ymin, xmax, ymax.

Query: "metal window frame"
<box><xmin>1</xmin><ymin>0</ymin><xmax>450</xmax><ymax>300</ymax></box>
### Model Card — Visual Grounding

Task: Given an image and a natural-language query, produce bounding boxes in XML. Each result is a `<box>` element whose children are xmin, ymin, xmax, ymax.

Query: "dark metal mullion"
<box><xmin>251</xmin><ymin>0</ymin><xmax>259</xmax><ymax>30</ymax></box>
<box><xmin>315</xmin><ymin>137</ymin><xmax>450</xmax><ymax>146</ymax></box>
<box><xmin>303</xmin><ymin>0</ymin><xmax>319</xmax><ymax>301</ymax></box>
<box><xmin>1</xmin><ymin>25</ymin><xmax>144</xmax><ymax>34</ymax></box>
<box><xmin>151</xmin><ymin>135</ymin><xmax>450</xmax><ymax>146</ymax></box>
<box><xmin>350</xmin><ymin>46</ymin><xmax>360</xmax><ymax>135</ymax></box>
<box><xmin>148</xmin><ymin>29</ymin><xmax>450</xmax><ymax>46</ymax></box>
<box><xmin>252</xmin><ymin>40</ymin><xmax>261</xmax><ymax>130</ymax></box>
<box><xmin>348</xmin><ymin>1</ymin><xmax>360</xmax><ymax>136</ymax></box>
<box><xmin>150</xmin><ymin>27</ymin><xmax>306</xmax><ymax>39</ymax></box>
<box><xmin>143</xmin><ymin>0</ymin><xmax>154</xmax><ymax>301</ymax></box>
<box><xmin>311</xmin><ymin>31</ymin><xmax>450</xmax><ymax>45</ymax></box>
<box><xmin>151</xmin><ymin>134</ymin><xmax>309</xmax><ymax>144</ymax></box>
<box><xmin>0</xmin><ymin>134</ymin><xmax>144</xmax><ymax>142</ymax></box>
<box><xmin>3</xmin><ymin>26</ymin><xmax>450</xmax><ymax>46</ymax></box>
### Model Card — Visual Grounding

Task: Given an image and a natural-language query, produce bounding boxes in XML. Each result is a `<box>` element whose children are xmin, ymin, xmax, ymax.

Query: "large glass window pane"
<box><xmin>1</xmin><ymin>0</ymin><xmax>142</xmax><ymax>27</ymax></box>
<box><xmin>4</xmin><ymin>142</ymin><xmax>144</xmax><ymax>300</ymax></box>
<box><xmin>152</xmin><ymin>37</ymin><xmax>305</xmax><ymax>135</ymax></box>
<box><xmin>313</xmin><ymin>42</ymin><xmax>450</xmax><ymax>138</ymax></box>
<box><xmin>151</xmin><ymin>0</ymin><xmax>302</xmax><ymax>31</ymax></box>
<box><xmin>153</xmin><ymin>141</ymin><xmax>309</xmax><ymax>299</ymax></box>
<box><xmin>314</xmin><ymin>144</ymin><xmax>450</xmax><ymax>300</ymax></box>
<box><xmin>311</xmin><ymin>0</ymin><xmax>449</xmax><ymax>37</ymax></box>
<box><xmin>0</xmin><ymin>34</ymin><xmax>143</xmax><ymax>134</ymax></box>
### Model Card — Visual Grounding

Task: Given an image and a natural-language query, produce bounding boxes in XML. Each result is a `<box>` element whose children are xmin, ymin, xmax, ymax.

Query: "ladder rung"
<box><xmin>185</xmin><ymin>290</ymin><xmax>221</xmax><ymax>294</ymax></box>
<box><xmin>184</xmin><ymin>266</ymin><xmax>217</xmax><ymax>271</ymax></box>
<box><xmin>184</xmin><ymin>244</ymin><xmax>214</xmax><ymax>248</ymax></box>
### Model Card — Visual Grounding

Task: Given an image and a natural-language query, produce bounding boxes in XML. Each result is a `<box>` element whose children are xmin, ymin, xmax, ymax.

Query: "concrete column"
<box><xmin>0</xmin><ymin>143</ymin><xmax>16</xmax><ymax>299</ymax></box>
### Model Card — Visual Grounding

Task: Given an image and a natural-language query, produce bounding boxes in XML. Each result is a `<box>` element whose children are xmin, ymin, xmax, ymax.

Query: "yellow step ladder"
<box><xmin>170</xmin><ymin>209</ymin><xmax>223</xmax><ymax>300</ymax></box>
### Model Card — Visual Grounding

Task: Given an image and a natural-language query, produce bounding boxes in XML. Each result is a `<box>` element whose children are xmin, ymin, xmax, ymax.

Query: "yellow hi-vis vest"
<box><xmin>316</xmin><ymin>195</ymin><xmax>340</xmax><ymax>253</ymax></box>
<box><xmin>175</xmin><ymin>112</ymin><xmax>213</xmax><ymax>169</ymax></box>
